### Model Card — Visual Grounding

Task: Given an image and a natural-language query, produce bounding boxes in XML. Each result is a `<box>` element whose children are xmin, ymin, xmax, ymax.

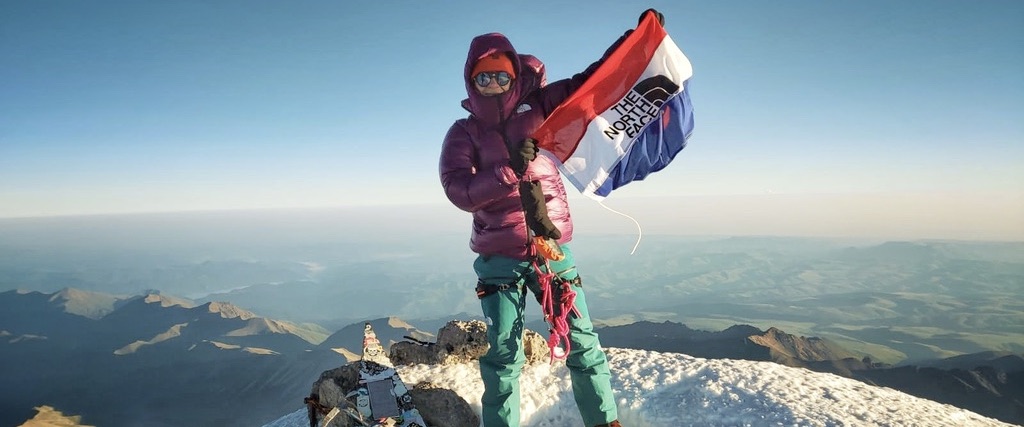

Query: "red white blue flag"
<box><xmin>531</xmin><ymin>13</ymin><xmax>694</xmax><ymax>200</ymax></box>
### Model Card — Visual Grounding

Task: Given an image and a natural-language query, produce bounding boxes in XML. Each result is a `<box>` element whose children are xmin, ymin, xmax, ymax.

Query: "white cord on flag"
<box><xmin>597</xmin><ymin>200</ymin><xmax>643</xmax><ymax>255</ymax></box>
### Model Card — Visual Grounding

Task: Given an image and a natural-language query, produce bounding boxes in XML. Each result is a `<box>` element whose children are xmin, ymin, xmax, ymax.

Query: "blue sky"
<box><xmin>1</xmin><ymin>1</ymin><xmax>1022</xmax><ymax>239</ymax></box>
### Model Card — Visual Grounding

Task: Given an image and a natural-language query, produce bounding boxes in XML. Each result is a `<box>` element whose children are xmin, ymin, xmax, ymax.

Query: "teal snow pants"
<box><xmin>474</xmin><ymin>245</ymin><xmax>618</xmax><ymax>427</ymax></box>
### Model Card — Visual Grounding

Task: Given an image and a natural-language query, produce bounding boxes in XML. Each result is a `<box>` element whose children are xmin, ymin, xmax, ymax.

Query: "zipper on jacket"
<box><xmin>495</xmin><ymin>96</ymin><xmax>517</xmax><ymax>176</ymax></box>
<box><xmin>493</xmin><ymin>95</ymin><xmax>535</xmax><ymax>253</ymax></box>
<box><xmin>495</xmin><ymin>96</ymin><xmax>509</xmax><ymax>151</ymax></box>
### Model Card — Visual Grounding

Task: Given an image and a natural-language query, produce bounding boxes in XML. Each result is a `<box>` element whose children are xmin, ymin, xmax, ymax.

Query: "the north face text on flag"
<box><xmin>530</xmin><ymin>12</ymin><xmax>694</xmax><ymax>200</ymax></box>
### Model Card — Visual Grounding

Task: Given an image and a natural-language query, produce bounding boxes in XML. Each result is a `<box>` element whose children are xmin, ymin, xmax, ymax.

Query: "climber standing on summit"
<box><xmin>438</xmin><ymin>9</ymin><xmax>666</xmax><ymax>427</ymax></box>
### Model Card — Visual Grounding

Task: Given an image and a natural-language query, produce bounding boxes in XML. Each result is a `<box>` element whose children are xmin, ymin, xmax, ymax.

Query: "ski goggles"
<box><xmin>473</xmin><ymin>71</ymin><xmax>512</xmax><ymax>87</ymax></box>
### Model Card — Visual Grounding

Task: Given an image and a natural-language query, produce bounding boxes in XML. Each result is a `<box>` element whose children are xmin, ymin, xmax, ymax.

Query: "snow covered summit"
<box><xmin>264</xmin><ymin>347</ymin><xmax>1011</xmax><ymax>427</ymax></box>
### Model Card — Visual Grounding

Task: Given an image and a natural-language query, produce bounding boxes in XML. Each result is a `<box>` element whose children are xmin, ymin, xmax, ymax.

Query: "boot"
<box><xmin>595</xmin><ymin>421</ymin><xmax>622</xmax><ymax>427</ymax></box>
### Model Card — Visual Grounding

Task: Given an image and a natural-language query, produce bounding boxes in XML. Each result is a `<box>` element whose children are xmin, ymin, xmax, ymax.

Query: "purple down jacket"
<box><xmin>439</xmin><ymin>32</ymin><xmax>624</xmax><ymax>259</ymax></box>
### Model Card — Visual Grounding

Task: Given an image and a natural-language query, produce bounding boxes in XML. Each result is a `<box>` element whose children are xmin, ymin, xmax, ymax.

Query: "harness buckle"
<box><xmin>475</xmin><ymin>280</ymin><xmax>521</xmax><ymax>299</ymax></box>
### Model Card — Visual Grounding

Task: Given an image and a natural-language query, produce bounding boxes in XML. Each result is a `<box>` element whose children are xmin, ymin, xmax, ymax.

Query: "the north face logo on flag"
<box><xmin>602</xmin><ymin>76</ymin><xmax>680</xmax><ymax>140</ymax></box>
<box><xmin>531</xmin><ymin>13</ymin><xmax>694</xmax><ymax>200</ymax></box>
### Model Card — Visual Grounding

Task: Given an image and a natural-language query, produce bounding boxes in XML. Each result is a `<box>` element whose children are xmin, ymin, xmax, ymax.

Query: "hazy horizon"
<box><xmin>1</xmin><ymin>191</ymin><xmax>1021</xmax><ymax>242</ymax></box>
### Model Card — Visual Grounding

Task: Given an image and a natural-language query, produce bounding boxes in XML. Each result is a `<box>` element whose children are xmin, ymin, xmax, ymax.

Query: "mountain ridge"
<box><xmin>4</xmin><ymin>287</ymin><xmax>1022</xmax><ymax>426</ymax></box>
<box><xmin>0</xmin><ymin>287</ymin><xmax>347</xmax><ymax>427</ymax></box>
<box><xmin>595</xmin><ymin>320</ymin><xmax>1024</xmax><ymax>425</ymax></box>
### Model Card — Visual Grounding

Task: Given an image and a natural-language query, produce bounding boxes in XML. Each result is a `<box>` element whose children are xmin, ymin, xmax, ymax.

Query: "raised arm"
<box><xmin>537</xmin><ymin>9</ymin><xmax>665</xmax><ymax>115</ymax></box>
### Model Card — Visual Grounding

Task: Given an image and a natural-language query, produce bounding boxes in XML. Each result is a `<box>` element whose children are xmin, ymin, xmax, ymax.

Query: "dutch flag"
<box><xmin>532</xmin><ymin>13</ymin><xmax>695</xmax><ymax>200</ymax></box>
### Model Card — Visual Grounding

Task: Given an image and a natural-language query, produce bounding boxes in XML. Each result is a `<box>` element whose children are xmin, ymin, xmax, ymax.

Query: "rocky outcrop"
<box><xmin>308</xmin><ymin>320</ymin><xmax>554</xmax><ymax>427</ymax></box>
<box><xmin>389</xmin><ymin>320</ymin><xmax>550</xmax><ymax>366</ymax></box>
<box><xmin>308</xmin><ymin>362</ymin><xmax>478</xmax><ymax>427</ymax></box>
<box><xmin>17</xmin><ymin>405</ymin><xmax>94</xmax><ymax>427</ymax></box>
<box><xmin>434</xmin><ymin>320</ymin><xmax>489</xmax><ymax>364</ymax></box>
<box><xmin>389</xmin><ymin>339</ymin><xmax>437</xmax><ymax>365</ymax></box>
<box><xmin>410</xmin><ymin>382</ymin><xmax>479</xmax><ymax>427</ymax></box>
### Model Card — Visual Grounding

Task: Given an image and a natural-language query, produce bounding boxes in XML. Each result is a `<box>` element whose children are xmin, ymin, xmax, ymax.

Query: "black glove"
<box><xmin>509</xmin><ymin>138</ymin><xmax>539</xmax><ymax>176</ymax></box>
<box><xmin>518</xmin><ymin>181</ymin><xmax>561</xmax><ymax>240</ymax></box>
<box><xmin>639</xmin><ymin>8</ymin><xmax>664</xmax><ymax>26</ymax></box>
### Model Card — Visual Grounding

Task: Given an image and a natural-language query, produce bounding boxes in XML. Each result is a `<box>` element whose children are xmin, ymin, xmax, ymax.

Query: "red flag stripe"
<box><xmin>531</xmin><ymin>14</ymin><xmax>668</xmax><ymax>162</ymax></box>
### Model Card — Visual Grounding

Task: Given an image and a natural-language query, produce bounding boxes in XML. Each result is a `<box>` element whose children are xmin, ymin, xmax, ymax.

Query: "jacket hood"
<box><xmin>461</xmin><ymin>33</ymin><xmax>545</xmax><ymax>126</ymax></box>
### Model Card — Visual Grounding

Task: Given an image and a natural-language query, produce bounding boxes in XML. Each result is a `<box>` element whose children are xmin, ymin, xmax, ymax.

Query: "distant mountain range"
<box><xmin>4</xmin><ymin>236</ymin><xmax>1021</xmax><ymax>365</ymax></box>
<box><xmin>598</xmin><ymin>321</ymin><xmax>861</xmax><ymax>365</ymax></box>
<box><xmin>3</xmin><ymin>287</ymin><xmax>1022</xmax><ymax>426</ymax></box>
<box><xmin>597</xmin><ymin>320</ymin><xmax>1024</xmax><ymax>425</ymax></box>
<box><xmin>0</xmin><ymin>288</ymin><xmax>432</xmax><ymax>427</ymax></box>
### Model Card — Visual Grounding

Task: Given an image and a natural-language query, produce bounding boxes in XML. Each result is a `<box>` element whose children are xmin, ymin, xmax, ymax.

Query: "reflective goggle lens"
<box><xmin>473</xmin><ymin>71</ymin><xmax>512</xmax><ymax>87</ymax></box>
